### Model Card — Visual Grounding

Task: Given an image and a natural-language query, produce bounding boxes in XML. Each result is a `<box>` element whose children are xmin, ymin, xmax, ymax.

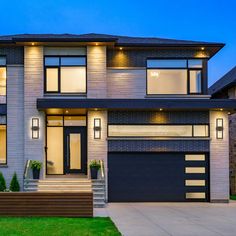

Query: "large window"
<box><xmin>108</xmin><ymin>124</ymin><xmax>209</xmax><ymax>138</ymax></box>
<box><xmin>0</xmin><ymin>116</ymin><xmax>6</xmax><ymax>165</ymax></box>
<box><xmin>147</xmin><ymin>59</ymin><xmax>203</xmax><ymax>95</ymax></box>
<box><xmin>0</xmin><ymin>57</ymin><xmax>6</xmax><ymax>103</ymax></box>
<box><xmin>45</xmin><ymin>56</ymin><xmax>86</xmax><ymax>94</ymax></box>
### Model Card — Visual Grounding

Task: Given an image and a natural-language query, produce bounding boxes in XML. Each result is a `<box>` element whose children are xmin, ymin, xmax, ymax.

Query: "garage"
<box><xmin>108</xmin><ymin>152</ymin><xmax>209</xmax><ymax>202</ymax></box>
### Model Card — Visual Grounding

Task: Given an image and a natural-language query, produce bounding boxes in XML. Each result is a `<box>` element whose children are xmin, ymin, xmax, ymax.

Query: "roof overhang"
<box><xmin>37</xmin><ymin>98</ymin><xmax>236</xmax><ymax>112</ymax></box>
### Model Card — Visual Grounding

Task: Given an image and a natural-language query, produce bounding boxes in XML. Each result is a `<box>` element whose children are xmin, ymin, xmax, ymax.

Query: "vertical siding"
<box><xmin>24</xmin><ymin>46</ymin><xmax>45</xmax><ymax>178</ymax></box>
<box><xmin>87</xmin><ymin>110</ymin><xmax>108</xmax><ymax>197</ymax></box>
<box><xmin>87</xmin><ymin>46</ymin><xmax>107</xmax><ymax>98</ymax></box>
<box><xmin>210</xmin><ymin>111</ymin><xmax>229</xmax><ymax>201</ymax></box>
<box><xmin>107</xmin><ymin>69</ymin><xmax>146</xmax><ymax>98</ymax></box>
<box><xmin>1</xmin><ymin>66</ymin><xmax>24</xmax><ymax>188</ymax></box>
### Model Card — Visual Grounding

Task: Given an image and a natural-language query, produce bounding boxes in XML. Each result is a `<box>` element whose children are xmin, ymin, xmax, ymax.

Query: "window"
<box><xmin>0</xmin><ymin>116</ymin><xmax>6</xmax><ymax>165</ymax></box>
<box><xmin>45</xmin><ymin>56</ymin><xmax>86</xmax><ymax>94</ymax></box>
<box><xmin>0</xmin><ymin>57</ymin><xmax>6</xmax><ymax>103</ymax></box>
<box><xmin>108</xmin><ymin>124</ymin><xmax>209</xmax><ymax>138</ymax></box>
<box><xmin>147</xmin><ymin>59</ymin><xmax>203</xmax><ymax>95</ymax></box>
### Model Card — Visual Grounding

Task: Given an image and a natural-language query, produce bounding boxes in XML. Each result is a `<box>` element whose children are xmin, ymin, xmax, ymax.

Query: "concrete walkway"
<box><xmin>95</xmin><ymin>202</ymin><xmax>236</xmax><ymax>236</ymax></box>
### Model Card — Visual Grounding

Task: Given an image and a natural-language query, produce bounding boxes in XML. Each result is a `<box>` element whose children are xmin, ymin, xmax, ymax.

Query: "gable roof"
<box><xmin>209</xmin><ymin>66</ymin><xmax>236</xmax><ymax>95</ymax></box>
<box><xmin>0</xmin><ymin>33</ymin><xmax>224</xmax><ymax>47</ymax></box>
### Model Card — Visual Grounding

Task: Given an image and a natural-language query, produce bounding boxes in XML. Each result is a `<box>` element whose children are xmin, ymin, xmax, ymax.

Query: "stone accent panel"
<box><xmin>24</xmin><ymin>46</ymin><xmax>45</xmax><ymax>178</ymax></box>
<box><xmin>210</xmin><ymin>111</ymin><xmax>229</xmax><ymax>201</ymax></box>
<box><xmin>87</xmin><ymin>46</ymin><xmax>107</xmax><ymax>98</ymax></box>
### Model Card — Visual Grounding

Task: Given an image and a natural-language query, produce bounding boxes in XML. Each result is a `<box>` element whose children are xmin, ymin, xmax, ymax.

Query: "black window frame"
<box><xmin>146</xmin><ymin>58</ymin><xmax>203</xmax><ymax>95</ymax></box>
<box><xmin>44</xmin><ymin>55</ymin><xmax>87</xmax><ymax>95</ymax></box>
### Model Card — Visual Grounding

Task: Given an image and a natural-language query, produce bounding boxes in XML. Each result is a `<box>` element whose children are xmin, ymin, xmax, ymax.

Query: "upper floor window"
<box><xmin>146</xmin><ymin>59</ymin><xmax>203</xmax><ymax>95</ymax></box>
<box><xmin>44</xmin><ymin>56</ymin><xmax>86</xmax><ymax>94</ymax></box>
<box><xmin>0</xmin><ymin>57</ymin><xmax>6</xmax><ymax>103</ymax></box>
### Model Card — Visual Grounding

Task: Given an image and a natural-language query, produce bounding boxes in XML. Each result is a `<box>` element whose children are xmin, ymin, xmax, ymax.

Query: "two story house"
<box><xmin>0</xmin><ymin>33</ymin><xmax>235</xmax><ymax>204</ymax></box>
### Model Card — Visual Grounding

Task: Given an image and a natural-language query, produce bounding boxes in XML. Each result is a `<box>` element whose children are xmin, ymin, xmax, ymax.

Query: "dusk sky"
<box><xmin>1</xmin><ymin>0</ymin><xmax>236</xmax><ymax>86</ymax></box>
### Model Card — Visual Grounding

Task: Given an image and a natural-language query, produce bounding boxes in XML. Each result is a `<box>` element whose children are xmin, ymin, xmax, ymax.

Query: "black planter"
<box><xmin>32</xmin><ymin>169</ymin><xmax>40</xmax><ymax>179</ymax></box>
<box><xmin>90</xmin><ymin>167</ymin><xmax>99</xmax><ymax>179</ymax></box>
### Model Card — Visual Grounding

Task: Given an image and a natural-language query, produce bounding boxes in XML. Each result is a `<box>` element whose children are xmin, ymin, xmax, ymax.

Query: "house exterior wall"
<box><xmin>24</xmin><ymin>46</ymin><xmax>45</xmax><ymax>178</ymax></box>
<box><xmin>210</xmin><ymin>110</ymin><xmax>229</xmax><ymax>202</ymax></box>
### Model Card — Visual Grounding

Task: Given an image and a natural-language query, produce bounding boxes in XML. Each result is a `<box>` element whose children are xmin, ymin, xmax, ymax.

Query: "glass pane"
<box><xmin>188</xmin><ymin>60</ymin><xmax>202</xmax><ymax>68</ymax></box>
<box><xmin>0</xmin><ymin>125</ymin><xmax>6</xmax><ymax>164</ymax></box>
<box><xmin>186</xmin><ymin>192</ymin><xmax>205</xmax><ymax>199</ymax></box>
<box><xmin>147</xmin><ymin>59</ymin><xmax>187</xmax><ymax>68</ymax></box>
<box><xmin>61</xmin><ymin>57</ymin><xmax>86</xmax><ymax>66</ymax></box>
<box><xmin>185</xmin><ymin>180</ymin><xmax>205</xmax><ymax>186</ymax></box>
<box><xmin>190</xmin><ymin>70</ymin><xmax>202</xmax><ymax>93</ymax></box>
<box><xmin>47</xmin><ymin>116</ymin><xmax>63</xmax><ymax>126</ymax></box>
<box><xmin>0</xmin><ymin>57</ymin><xmax>6</xmax><ymax>66</ymax></box>
<box><xmin>147</xmin><ymin>69</ymin><xmax>187</xmax><ymax>94</ymax></box>
<box><xmin>47</xmin><ymin>127</ymin><xmax>63</xmax><ymax>174</ymax></box>
<box><xmin>0</xmin><ymin>67</ymin><xmax>6</xmax><ymax>96</ymax></box>
<box><xmin>70</xmin><ymin>133</ymin><xmax>81</xmax><ymax>169</ymax></box>
<box><xmin>108</xmin><ymin>125</ymin><xmax>192</xmax><ymax>137</ymax></box>
<box><xmin>64</xmin><ymin>116</ymin><xmax>86</xmax><ymax>126</ymax></box>
<box><xmin>0</xmin><ymin>116</ymin><xmax>6</xmax><ymax>125</ymax></box>
<box><xmin>185</xmin><ymin>154</ymin><xmax>205</xmax><ymax>161</ymax></box>
<box><xmin>45</xmin><ymin>57</ymin><xmax>60</xmax><ymax>66</ymax></box>
<box><xmin>185</xmin><ymin>167</ymin><xmax>205</xmax><ymax>174</ymax></box>
<box><xmin>61</xmin><ymin>67</ymin><xmax>86</xmax><ymax>93</ymax></box>
<box><xmin>193</xmin><ymin>125</ymin><xmax>208</xmax><ymax>137</ymax></box>
<box><xmin>46</xmin><ymin>68</ymin><xmax>58</xmax><ymax>92</ymax></box>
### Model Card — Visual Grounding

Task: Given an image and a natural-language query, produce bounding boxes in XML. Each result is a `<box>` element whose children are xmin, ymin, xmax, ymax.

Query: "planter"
<box><xmin>32</xmin><ymin>169</ymin><xmax>40</xmax><ymax>179</ymax></box>
<box><xmin>90</xmin><ymin>167</ymin><xmax>99</xmax><ymax>179</ymax></box>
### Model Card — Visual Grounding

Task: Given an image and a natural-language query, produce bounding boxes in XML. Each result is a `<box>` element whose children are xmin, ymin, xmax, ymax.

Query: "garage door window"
<box><xmin>108</xmin><ymin>125</ymin><xmax>209</xmax><ymax>138</ymax></box>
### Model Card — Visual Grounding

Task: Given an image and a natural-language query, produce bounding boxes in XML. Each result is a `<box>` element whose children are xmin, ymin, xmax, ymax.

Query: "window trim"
<box><xmin>107</xmin><ymin>123</ymin><xmax>209</xmax><ymax>138</ymax></box>
<box><xmin>146</xmin><ymin>58</ymin><xmax>203</xmax><ymax>95</ymax></box>
<box><xmin>44</xmin><ymin>55</ymin><xmax>87</xmax><ymax>95</ymax></box>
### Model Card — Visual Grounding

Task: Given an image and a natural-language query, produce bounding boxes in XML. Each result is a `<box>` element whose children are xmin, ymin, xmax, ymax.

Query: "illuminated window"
<box><xmin>0</xmin><ymin>115</ymin><xmax>6</xmax><ymax>165</ymax></box>
<box><xmin>0</xmin><ymin>57</ymin><xmax>6</xmax><ymax>104</ymax></box>
<box><xmin>147</xmin><ymin>59</ymin><xmax>202</xmax><ymax>95</ymax></box>
<box><xmin>45</xmin><ymin>56</ymin><xmax>86</xmax><ymax>93</ymax></box>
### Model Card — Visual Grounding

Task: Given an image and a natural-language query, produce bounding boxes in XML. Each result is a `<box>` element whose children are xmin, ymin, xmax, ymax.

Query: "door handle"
<box><xmin>67</xmin><ymin>135</ymin><xmax>69</xmax><ymax>167</ymax></box>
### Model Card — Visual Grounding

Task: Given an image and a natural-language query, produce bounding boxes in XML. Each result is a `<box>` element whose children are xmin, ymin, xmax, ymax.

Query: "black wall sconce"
<box><xmin>94</xmin><ymin>118</ymin><xmax>101</xmax><ymax>139</ymax></box>
<box><xmin>32</xmin><ymin>118</ymin><xmax>39</xmax><ymax>139</ymax></box>
<box><xmin>216</xmin><ymin>118</ymin><xmax>223</xmax><ymax>139</ymax></box>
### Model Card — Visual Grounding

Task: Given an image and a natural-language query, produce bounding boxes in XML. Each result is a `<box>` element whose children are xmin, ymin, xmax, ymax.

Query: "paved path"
<box><xmin>95</xmin><ymin>202</ymin><xmax>236</xmax><ymax>236</ymax></box>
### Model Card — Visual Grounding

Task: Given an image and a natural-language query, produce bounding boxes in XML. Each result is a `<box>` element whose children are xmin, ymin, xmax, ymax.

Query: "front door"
<box><xmin>64</xmin><ymin>127</ymin><xmax>87</xmax><ymax>174</ymax></box>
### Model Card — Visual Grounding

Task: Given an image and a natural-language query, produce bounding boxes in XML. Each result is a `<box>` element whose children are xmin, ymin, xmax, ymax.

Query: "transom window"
<box><xmin>44</xmin><ymin>56</ymin><xmax>86</xmax><ymax>94</ymax></box>
<box><xmin>0</xmin><ymin>57</ymin><xmax>6</xmax><ymax>104</ymax></box>
<box><xmin>147</xmin><ymin>59</ymin><xmax>203</xmax><ymax>95</ymax></box>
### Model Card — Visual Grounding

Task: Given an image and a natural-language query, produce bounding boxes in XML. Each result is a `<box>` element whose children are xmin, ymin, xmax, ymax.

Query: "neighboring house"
<box><xmin>209</xmin><ymin>66</ymin><xmax>236</xmax><ymax>195</ymax></box>
<box><xmin>0</xmin><ymin>33</ymin><xmax>235</xmax><ymax>205</ymax></box>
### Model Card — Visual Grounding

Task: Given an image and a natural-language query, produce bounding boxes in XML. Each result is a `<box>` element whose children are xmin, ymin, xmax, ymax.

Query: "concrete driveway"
<box><xmin>95</xmin><ymin>202</ymin><xmax>236</xmax><ymax>236</ymax></box>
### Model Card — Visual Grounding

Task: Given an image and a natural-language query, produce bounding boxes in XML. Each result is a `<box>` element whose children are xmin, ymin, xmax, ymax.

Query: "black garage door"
<box><xmin>108</xmin><ymin>153</ymin><xmax>209</xmax><ymax>202</ymax></box>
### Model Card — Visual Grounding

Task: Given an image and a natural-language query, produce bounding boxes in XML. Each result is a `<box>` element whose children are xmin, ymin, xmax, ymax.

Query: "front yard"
<box><xmin>0</xmin><ymin>217</ymin><xmax>121</xmax><ymax>236</ymax></box>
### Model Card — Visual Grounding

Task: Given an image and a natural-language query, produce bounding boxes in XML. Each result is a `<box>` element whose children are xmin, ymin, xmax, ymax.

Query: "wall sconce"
<box><xmin>94</xmin><ymin>118</ymin><xmax>101</xmax><ymax>139</ymax></box>
<box><xmin>216</xmin><ymin>118</ymin><xmax>223</xmax><ymax>139</ymax></box>
<box><xmin>32</xmin><ymin>118</ymin><xmax>39</xmax><ymax>139</ymax></box>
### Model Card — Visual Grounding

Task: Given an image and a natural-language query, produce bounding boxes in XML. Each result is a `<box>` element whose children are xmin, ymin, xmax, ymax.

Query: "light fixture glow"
<box><xmin>94</xmin><ymin>118</ymin><xmax>101</xmax><ymax>139</ymax></box>
<box><xmin>32</xmin><ymin>42</ymin><xmax>35</xmax><ymax>46</ymax></box>
<box><xmin>119</xmin><ymin>47</ymin><xmax>123</xmax><ymax>50</ymax></box>
<box><xmin>220</xmin><ymin>108</ymin><xmax>223</xmax><ymax>111</ymax></box>
<box><xmin>95</xmin><ymin>43</ymin><xmax>98</xmax><ymax>46</ymax></box>
<box><xmin>65</xmin><ymin>110</ymin><xmax>69</xmax><ymax>114</ymax></box>
<box><xmin>151</xmin><ymin>71</ymin><xmax>159</xmax><ymax>77</ymax></box>
<box><xmin>216</xmin><ymin>118</ymin><xmax>223</xmax><ymax>139</ymax></box>
<box><xmin>159</xmin><ymin>108</ymin><xmax>163</xmax><ymax>111</ymax></box>
<box><xmin>32</xmin><ymin>118</ymin><xmax>39</xmax><ymax>139</ymax></box>
<box><xmin>201</xmin><ymin>47</ymin><xmax>205</xmax><ymax>50</ymax></box>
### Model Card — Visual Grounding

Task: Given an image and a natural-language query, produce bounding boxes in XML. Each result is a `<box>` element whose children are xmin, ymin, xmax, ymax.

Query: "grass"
<box><xmin>0</xmin><ymin>217</ymin><xmax>121</xmax><ymax>236</ymax></box>
<box><xmin>230</xmin><ymin>195</ymin><xmax>236</xmax><ymax>200</ymax></box>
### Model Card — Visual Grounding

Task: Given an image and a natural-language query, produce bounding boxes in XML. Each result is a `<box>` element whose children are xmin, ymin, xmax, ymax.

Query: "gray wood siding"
<box><xmin>107</xmin><ymin>69</ymin><xmax>146</xmax><ymax>98</ymax></box>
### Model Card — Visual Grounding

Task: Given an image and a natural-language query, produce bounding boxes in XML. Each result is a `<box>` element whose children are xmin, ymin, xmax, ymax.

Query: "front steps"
<box><xmin>24</xmin><ymin>178</ymin><xmax>106</xmax><ymax>208</ymax></box>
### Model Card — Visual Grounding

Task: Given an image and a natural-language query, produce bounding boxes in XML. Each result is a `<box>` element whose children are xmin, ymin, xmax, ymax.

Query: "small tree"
<box><xmin>0</xmin><ymin>172</ymin><xmax>6</xmax><ymax>191</ymax></box>
<box><xmin>10</xmin><ymin>172</ymin><xmax>20</xmax><ymax>192</ymax></box>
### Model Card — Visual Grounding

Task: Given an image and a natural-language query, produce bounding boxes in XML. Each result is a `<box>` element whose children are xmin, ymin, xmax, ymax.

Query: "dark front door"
<box><xmin>64</xmin><ymin>127</ymin><xmax>87</xmax><ymax>174</ymax></box>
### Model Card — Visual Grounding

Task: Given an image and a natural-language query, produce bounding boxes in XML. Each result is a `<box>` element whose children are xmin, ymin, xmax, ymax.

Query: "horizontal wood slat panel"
<box><xmin>0</xmin><ymin>192</ymin><xmax>93</xmax><ymax>217</ymax></box>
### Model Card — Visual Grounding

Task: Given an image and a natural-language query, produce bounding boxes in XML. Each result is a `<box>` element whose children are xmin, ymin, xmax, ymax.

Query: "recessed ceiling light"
<box><xmin>32</xmin><ymin>42</ymin><xmax>35</xmax><ymax>46</ymax></box>
<box><xmin>95</xmin><ymin>43</ymin><xmax>98</xmax><ymax>46</ymax></box>
<box><xmin>65</xmin><ymin>110</ymin><xmax>69</xmax><ymax>114</ymax></box>
<box><xmin>159</xmin><ymin>108</ymin><xmax>163</xmax><ymax>111</ymax></box>
<box><xmin>119</xmin><ymin>47</ymin><xmax>123</xmax><ymax>50</ymax></box>
<box><xmin>201</xmin><ymin>47</ymin><xmax>205</xmax><ymax>50</ymax></box>
<box><xmin>220</xmin><ymin>108</ymin><xmax>223</xmax><ymax>111</ymax></box>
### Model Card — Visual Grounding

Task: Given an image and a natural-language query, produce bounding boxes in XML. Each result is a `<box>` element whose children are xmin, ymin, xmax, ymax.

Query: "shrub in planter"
<box><xmin>0</xmin><ymin>172</ymin><xmax>6</xmax><ymax>192</ymax></box>
<box><xmin>89</xmin><ymin>160</ymin><xmax>101</xmax><ymax>179</ymax></box>
<box><xmin>30</xmin><ymin>161</ymin><xmax>42</xmax><ymax>179</ymax></box>
<box><xmin>10</xmin><ymin>172</ymin><xmax>20</xmax><ymax>192</ymax></box>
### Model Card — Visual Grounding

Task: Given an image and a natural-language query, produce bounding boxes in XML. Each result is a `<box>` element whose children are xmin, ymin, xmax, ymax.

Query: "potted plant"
<box><xmin>30</xmin><ymin>161</ymin><xmax>42</xmax><ymax>179</ymax></box>
<box><xmin>89</xmin><ymin>160</ymin><xmax>101</xmax><ymax>179</ymax></box>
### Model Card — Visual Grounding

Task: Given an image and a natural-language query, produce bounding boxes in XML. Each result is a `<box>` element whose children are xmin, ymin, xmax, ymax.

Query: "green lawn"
<box><xmin>0</xmin><ymin>217</ymin><xmax>121</xmax><ymax>236</ymax></box>
<box><xmin>230</xmin><ymin>195</ymin><xmax>236</xmax><ymax>200</ymax></box>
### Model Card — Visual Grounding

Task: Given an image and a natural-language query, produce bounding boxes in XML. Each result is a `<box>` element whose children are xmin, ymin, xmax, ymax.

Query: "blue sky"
<box><xmin>1</xmin><ymin>0</ymin><xmax>236</xmax><ymax>86</ymax></box>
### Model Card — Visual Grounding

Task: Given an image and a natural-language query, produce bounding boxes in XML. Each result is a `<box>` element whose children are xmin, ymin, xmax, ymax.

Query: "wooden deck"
<box><xmin>0</xmin><ymin>192</ymin><xmax>93</xmax><ymax>217</ymax></box>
